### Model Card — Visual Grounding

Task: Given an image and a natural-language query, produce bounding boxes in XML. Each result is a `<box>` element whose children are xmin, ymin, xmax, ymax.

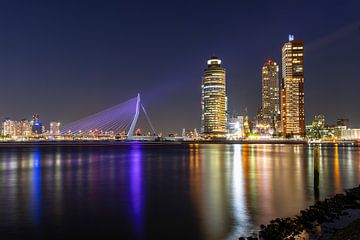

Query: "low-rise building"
<box><xmin>2</xmin><ymin>119</ymin><xmax>32</xmax><ymax>138</ymax></box>
<box><xmin>50</xmin><ymin>122</ymin><xmax>61</xmax><ymax>135</ymax></box>
<box><xmin>340</xmin><ymin>129</ymin><xmax>360</xmax><ymax>140</ymax></box>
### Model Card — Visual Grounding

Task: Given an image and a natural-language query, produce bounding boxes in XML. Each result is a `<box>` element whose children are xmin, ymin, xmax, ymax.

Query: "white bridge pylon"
<box><xmin>127</xmin><ymin>93</ymin><xmax>156</xmax><ymax>139</ymax></box>
<box><xmin>60</xmin><ymin>93</ymin><xmax>155</xmax><ymax>137</ymax></box>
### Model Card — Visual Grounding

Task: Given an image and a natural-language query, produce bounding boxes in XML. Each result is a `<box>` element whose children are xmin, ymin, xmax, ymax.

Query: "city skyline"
<box><xmin>0</xmin><ymin>1</ymin><xmax>359</xmax><ymax>133</ymax></box>
<box><xmin>0</xmin><ymin>2</ymin><xmax>360</xmax><ymax>240</ymax></box>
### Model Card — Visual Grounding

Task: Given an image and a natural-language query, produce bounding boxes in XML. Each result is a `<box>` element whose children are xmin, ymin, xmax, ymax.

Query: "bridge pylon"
<box><xmin>127</xmin><ymin>93</ymin><xmax>141</xmax><ymax>139</ymax></box>
<box><xmin>127</xmin><ymin>93</ymin><xmax>156</xmax><ymax>140</ymax></box>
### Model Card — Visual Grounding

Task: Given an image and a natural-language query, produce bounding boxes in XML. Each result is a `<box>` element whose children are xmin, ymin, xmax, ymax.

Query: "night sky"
<box><xmin>0</xmin><ymin>0</ymin><xmax>359</xmax><ymax>134</ymax></box>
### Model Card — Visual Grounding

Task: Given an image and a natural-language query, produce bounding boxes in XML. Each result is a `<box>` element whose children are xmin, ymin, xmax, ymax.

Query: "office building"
<box><xmin>281</xmin><ymin>35</ymin><xmax>305</xmax><ymax>135</ymax></box>
<box><xmin>201</xmin><ymin>56</ymin><xmax>227</xmax><ymax>137</ymax></box>
<box><xmin>262</xmin><ymin>60</ymin><xmax>279</xmax><ymax>127</ymax></box>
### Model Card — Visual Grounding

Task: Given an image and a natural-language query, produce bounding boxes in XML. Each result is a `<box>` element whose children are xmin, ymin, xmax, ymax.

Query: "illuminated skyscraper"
<box><xmin>262</xmin><ymin>60</ymin><xmax>279</xmax><ymax>127</ymax></box>
<box><xmin>281</xmin><ymin>35</ymin><xmax>305</xmax><ymax>135</ymax></box>
<box><xmin>201</xmin><ymin>56</ymin><xmax>227</xmax><ymax>137</ymax></box>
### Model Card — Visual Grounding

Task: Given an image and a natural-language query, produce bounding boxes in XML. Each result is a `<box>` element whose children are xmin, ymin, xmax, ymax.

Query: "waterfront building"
<box><xmin>312</xmin><ymin>115</ymin><xmax>325</xmax><ymax>129</ymax></box>
<box><xmin>50</xmin><ymin>122</ymin><xmax>61</xmax><ymax>135</ymax></box>
<box><xmin>281</xmin><ymin>35</ymin><xmax>305</xmax><ymax>136</ymax></box>
<box><xmin>201</xmin><ymin>56</ymin><xmax>227</xmax><ymax>137</ymax></box>
<box><xmin>253</xmin><ymin>107</ymin><xmax>272</xmax><ymax>135</ymax></box>
<box><xmin>19</xmin><ymin>119</ymin><xmax>32</xmax><ymax>136</ymax></box>
<box><xmin>262</xmin><ymin>60</ymin><xmax>279</xmax><ymax>128</ymax></box>
<box><xmin>340</xmin><ymin>128</ymin><xmax>360</xmax><ymax>140</ymax></box>
<box><xmin>182</xmin><ymin>128</ymin><xmax>200</xmax><ymax>140</ymax></box>
<box><xmin>306</xmin><ymin>115</ymin><xmax>342</xmax><ymax>141</ymax></box>
<box><xmin>274</xmin><ymin>110</ymin><xmax>282</xmax><ymax>134</ymax></box>
<box><xmin>243</xmin><ymin>115</ymin><xmax>251</xmax><ymax>137</ymax></box>
<box><xmin>306</xmin><ymin>115</ymin><xmax>325</xmax><ymax>139</ymax></box>
<box><xmin>337</xmin><ymin>119</ymin><xmax>350</xmax><ymax>129</ymax></box>
<box><xmin>227</xmin><ymin>115</ymin><xmax>244</xmax><ymax>139</ymax></box>
<box><xmin>255</xmin><ymin>107</ymin><xmax>264</xmax><ymax>125</ymax></box>
<box><xmin>2</xmin><ymin>119</ymin><xmax>16</xmax><ymax>136</ymax></box>
<box><xmin>2</xmin><ymin>119</ymin><xmax>32</xmax><ymax>137</ymax></box>
<box><xmin>32</xmin><ymin>114</ymin><xmax>43</xmax><ymax>135</ymax></box>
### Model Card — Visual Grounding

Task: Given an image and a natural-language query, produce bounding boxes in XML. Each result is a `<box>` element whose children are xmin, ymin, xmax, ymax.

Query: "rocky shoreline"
<box><xmin>240</xmin><ymin>185</ymin><xmax>360</xmax><ymax>240</ymax></box>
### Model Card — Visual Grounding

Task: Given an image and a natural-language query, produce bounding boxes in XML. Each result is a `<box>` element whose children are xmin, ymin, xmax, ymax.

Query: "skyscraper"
<box><xmin>281</xmin><ymin>35</ymin><xmax>305</xmax><ymax>136</ymax></box>
<box><xmin>201</xmin><ymin>56</ymin><xmax>227</xmax><ymax>137</ymax></box>
<box><xmin>262</xmin><ymin>60</ymin><xmax>279</xmax><ymax>127</ymax></box>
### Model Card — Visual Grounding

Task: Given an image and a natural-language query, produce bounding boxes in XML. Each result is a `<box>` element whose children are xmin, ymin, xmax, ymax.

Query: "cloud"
<box><xmin>307</xmin><ymin>21</ymin><xmax>360</xmax><ymax>52</ymax></box>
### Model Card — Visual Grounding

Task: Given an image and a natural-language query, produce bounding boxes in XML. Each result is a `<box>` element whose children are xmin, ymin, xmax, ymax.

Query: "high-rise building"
<box><xmin>281</xmin><ymin>35</ymin><xmax>305</xmax><ymax>135</ymax></box>
<box><xmin>262</xmin><ymin>60</ymin><xmax>279</xmax><ymax>127</ymax></box>
<box><xmin>201</xmin><ymin>56</ymin><xmax>227</xmax><ymax>137</ymax></box>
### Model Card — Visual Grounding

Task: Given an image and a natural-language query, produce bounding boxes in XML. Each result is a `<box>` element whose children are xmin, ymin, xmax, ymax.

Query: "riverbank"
<box><xmin>0</xmin><ymin>138</ymin><xmax>357</xmax><ymax>147</ymax></box>
<box><xmin>0</xmin><ymin>139</ymin><xmax>306</xmax><ymax>148</ymax></box>
<box><xmin>331</xmin><ymin>219</ymin><xmax>360</xmax><ymax>239</ymax></box>
<box><xmin>240</xmin><ymin>185</ymin><xmax>360</xmax><ymax>240</ymax></box>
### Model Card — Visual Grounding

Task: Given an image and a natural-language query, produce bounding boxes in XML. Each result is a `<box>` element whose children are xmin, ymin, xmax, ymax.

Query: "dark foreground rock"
<box><xmin>331</xmin><ymin>219</ymin><xmax>360</xmax><ymax>240</ymax></box>
<box><xmin>240</xmin><ymin>185</ymin><xmax>360</xmax><ymax>240</ymax></box>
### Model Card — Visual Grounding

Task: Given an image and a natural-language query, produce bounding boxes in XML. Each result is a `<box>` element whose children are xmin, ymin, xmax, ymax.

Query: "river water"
<box><xmin>0</xmin><ymin>143</ymin><xmax>359</xmax><ymax>239</ymax></box>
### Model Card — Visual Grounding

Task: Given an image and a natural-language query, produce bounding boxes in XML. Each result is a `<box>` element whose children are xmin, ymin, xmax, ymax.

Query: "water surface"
<box><xmin>0</xmin><ymin>143</ymin><xmax>359</xmax><ymax>239</ymax></box>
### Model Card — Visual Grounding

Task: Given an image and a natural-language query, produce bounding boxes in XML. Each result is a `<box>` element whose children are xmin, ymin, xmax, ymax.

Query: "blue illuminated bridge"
<box><xmin>61</xmin><ymin>94</ymin><xmax>156</xmax><ymax>139</ymax></box>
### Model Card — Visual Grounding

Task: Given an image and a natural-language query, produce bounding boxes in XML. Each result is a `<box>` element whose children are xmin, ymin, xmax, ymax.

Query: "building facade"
<box><xmin>341</xmin><ymin>129</ymin><xmax>360</xmax><ymax>140</ymax></box>
<box><xmin>337</xmin><ymin>119</ymin><xmax>350</xmax><ymax>128</ymax></box>
<box><xmin>201</xmin><ymin>56</ymin><xmax>227</xmax><ymax>137</ymax></box>
<box><xmin>2</xmin><ymin>119</ymin><xmax>32</xmax><ymax>137</ymax></box>
<box><xmin>31</xmin><ymin>114</ymin><xmax>43</xmax><ymax>135</ymax></box>
<box><xmin>227</xmin><ymin>115</ymin><xmax>244</xmax><ymax>139</ymax></box>
<box><xmin>262</xmin><ymin>60</ymin><xmax>279</xmax><ymax>128</ymax></box>
<box><xmin>50</xmin><ymin>122</ymin><xmax>61</xmax><ymax>135</ymax></box>
<box><xmin>281</xmin><ymin>35</ymin><xmax>305</xmax><ymax>135</ymax></box>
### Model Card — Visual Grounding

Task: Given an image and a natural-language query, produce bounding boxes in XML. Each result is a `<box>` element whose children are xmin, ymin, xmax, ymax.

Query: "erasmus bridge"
<box><xmin>61</xmin><ymin>94</ymin><xmax>156</xmax><ymax>139</ymax></box>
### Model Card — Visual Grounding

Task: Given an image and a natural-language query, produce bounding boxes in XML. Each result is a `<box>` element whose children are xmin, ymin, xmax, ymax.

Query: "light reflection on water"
<box><xmin>0</xmin><ymin>144</ymin><xmax>359</xmax><ymax>239</ymax></box>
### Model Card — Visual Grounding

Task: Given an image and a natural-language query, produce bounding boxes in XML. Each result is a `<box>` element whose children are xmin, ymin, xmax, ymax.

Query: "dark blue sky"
<box><xmin>0</xmin><ymin>0</ymin><xmax>359</xmax><ymax>133</ymax></box>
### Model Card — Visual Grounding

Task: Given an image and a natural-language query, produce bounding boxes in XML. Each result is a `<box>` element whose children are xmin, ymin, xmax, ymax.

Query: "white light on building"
<box><xmin>50</xmin><ymin>122</ymin><xmax>61</xmax><ymax>135</ymax></box>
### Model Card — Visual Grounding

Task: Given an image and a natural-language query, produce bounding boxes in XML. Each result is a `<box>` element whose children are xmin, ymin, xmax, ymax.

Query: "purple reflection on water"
<box><xmin>129</xmin><ymin>143</ymin><xmax>144</xmax><ymax>237</ymax></box>
<box><xmin>31</xmin><ymin>148</ymin><xmax>42</xmax><ymax>227</ymax></box>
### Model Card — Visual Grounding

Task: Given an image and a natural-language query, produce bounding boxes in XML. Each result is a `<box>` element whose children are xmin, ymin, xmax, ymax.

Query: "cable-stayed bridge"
<box><xmin>61</xmin><ymin>94</ymin><xmax>156</xmax><ymax>140</ymax></box>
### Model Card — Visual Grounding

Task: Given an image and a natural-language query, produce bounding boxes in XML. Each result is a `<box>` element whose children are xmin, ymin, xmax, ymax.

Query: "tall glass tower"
<box><xmin>201</xmin><ymin>56</ymin><xmax>227</xmax><ymax>137</ymax></box>
<box><xmin>262</xmin><ymin>60</ymin><xmax>279</xmax><ymax>127</ymax></box>
<box><xmin>281</xmin><ymin>35</ymin><xmax>305</xmax><ymax>135</ymax></box>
